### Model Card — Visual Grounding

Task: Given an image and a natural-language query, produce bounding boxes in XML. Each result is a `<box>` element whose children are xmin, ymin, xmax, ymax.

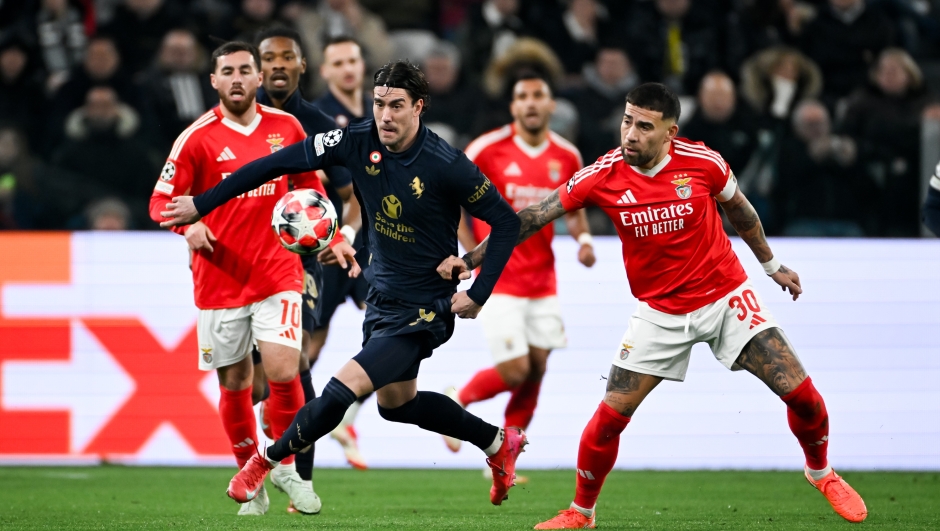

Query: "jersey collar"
<box><xmin>216</xmin><ymin>104</ymin><xmax>262</xmax><ymax>136</ymax></box>
<box><xmin>382</xmin><ymin>122</ymin><xmax>428</xmax><ymax>167</ymax></box>
<box><xmin>511</xmin><ymin>123</ymin><xmax>550</xmax><ymax>159</ymax></box>
<box><xmin>630</xmin><ymin>151</ymin><xmax>672</xmax><ymax>177</ymax></box>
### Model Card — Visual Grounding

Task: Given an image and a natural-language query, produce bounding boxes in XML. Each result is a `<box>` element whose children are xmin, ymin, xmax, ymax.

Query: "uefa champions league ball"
<box><xmin>271</xmin><ymin>189</ymin><xmax>338</xmax><ymax>254</ymax></box>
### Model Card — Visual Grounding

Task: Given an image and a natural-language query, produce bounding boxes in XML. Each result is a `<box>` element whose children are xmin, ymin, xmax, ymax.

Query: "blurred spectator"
<box><xmin>724</xmin><ymin>0</ymin><xmax>813</xmax><ymax>77</ymax></box>
<box><xmin>538</xmin><ymin>0</ymin><xmax>611</xmax><ymax>78</ymax></box>
<box><xmin>33</xmin><ymin>0</ymin><xmax>88</xmax><ymax>93</ymax></box>
<box><xmin>295</xmin><ymin>0</ymin><xmax>392</xmax><ymax>95</ymax></box>
<box><xmin>839</xmin><ymin>48</ymin><xmax>940</xmax><ymax>236</ymax></box>
<box><xmin>229</xmin><ymin>0</ymin><xmax>278</xmax><ymax>42</ymax></box>
<box><xmin>360</xmin><ymin>0</ymin><xmax>435</xmax><ymax>30</ymax></box>
<box><xmin>478</xmin><ymin>37</ymin><xmax>565</xmax><ymax>135</ymax></box>
<box><xmin>313</xmin><ymin>36</ymin><xmax>371</xmax><ymax>127</ymax></box>
<box><xmin>799</xmin><ymin>0</ymin><xmax>894</xmax><ymax>107</ymax></box>
<box><xmin>566</xmin><ymin>47</ymin><xmax>639</xmax><ymax>163</ymax></box>
<box><xmin>139</xmin><ymin>29</ymin><xmax>213</xmax><ymax>152</ymax></box>
<box><xmin>52</xmin><ymin>86</ymin><xmax>157</xmax><ymax>228</ymax></box>
<box><xmin>460</xmin><ymin>0</ymin><xmax>530</xmax><ymax>86</ymax></box>
<box><xmin>86</xmin><ymin>197</ymin><xmax>131</xmax><ymax>230</ymax></box>
<box><xmin>0</xmin><ymin>125</ymin><xmax>89</xmax><ymax>229</ymax></box>
<box><xmin>102</xmin><ymin>0</ymin><xmax>186</xmax><ymax>77</ymax></box>
<box><xmin>775</xmin><ymin>100</ymin><xmax>870</xmax><ymax>236</ymax></box>
<box><xmin>740</xmin><ymin>46</ymin><xmax>822</xmax><ymax>125</ymax></box>
<box><xmin>47</xmin><ymin>36</ymin><xmax>139</xmax><ymax>155</ymax></box>
<box><xmin>422</xmin><ymin>40</ymin><xmax>482</xmax><ymax>147</ymax></box>
<box><xmin>626</xmin><ymin>0</ymin><xmax>721</xmax><ymax>95</ymax></box>
<box><xmin>681</xmin><ymin>71</ymin><xmax>758</xmax><ymax>174</ymax></box>
<box><xmin>0</xmin><ymin>36</ymin><xmax>47</xmax><ymax>149</ymax></box>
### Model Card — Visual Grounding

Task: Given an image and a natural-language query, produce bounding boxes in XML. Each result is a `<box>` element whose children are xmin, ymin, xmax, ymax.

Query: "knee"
<box><xmin>497</xmin><ymin>358</ymin><xmax>530</xmax><ymax>388</ymax></box>
<box><xmin>528</xmin><ymin>358</ymin><xmax>548</xmax><ymax>381</ymax></box>
<box><xmin>603</xmin><ymin>392</ymin><xmax>639</xmax><ymax>417</ymax></box>
<box><xmin>377</xmin><ymin>396</ymin><xmax>418</xmax><ymax>423</ymax></box>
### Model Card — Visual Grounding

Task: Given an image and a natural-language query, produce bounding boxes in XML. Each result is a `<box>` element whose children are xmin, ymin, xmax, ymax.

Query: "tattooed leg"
<box><xmin>602</xmin><ymin>365</ymin><xmax>662</xmax><ymax>416</ymax></box>
<box><xmin>735</xmin><ymin>327</ymin><xmax>807</xmax><ymax>396</ymax></box>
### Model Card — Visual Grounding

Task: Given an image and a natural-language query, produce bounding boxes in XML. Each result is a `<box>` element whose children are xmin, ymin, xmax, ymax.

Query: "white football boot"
<box><xmin>236</xmin><ymin>484</ymin><xmax>269</xmax><ymax>516</ymax></box>
<box><xmin>271</xmin><ymin>461</ymin><xmax>322</xmax><ymax>515</ymax></box>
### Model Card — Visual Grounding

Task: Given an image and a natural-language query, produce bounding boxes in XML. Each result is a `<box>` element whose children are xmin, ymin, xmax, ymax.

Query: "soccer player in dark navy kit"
<box><xmin>313</xmin><ymin>36</ymin><xmax>372</xmax><ymax>128</ymax></box>
<box><xmin>160</xmin><ymin>60</ymin><xmax>529</xmax><ymax>509</ymax></box>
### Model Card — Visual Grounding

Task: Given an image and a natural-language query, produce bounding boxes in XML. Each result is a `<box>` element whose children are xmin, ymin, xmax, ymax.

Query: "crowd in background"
<box><xmin>1</xmin><ymin>0</ymin><xmax>939</xmax><ymax>236</ymax></box>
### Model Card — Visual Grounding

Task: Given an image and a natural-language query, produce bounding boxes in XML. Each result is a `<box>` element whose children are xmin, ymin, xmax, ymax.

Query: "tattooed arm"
<box><xmin>719</xmin><ymin>187</ymin><xmax>803</xmax><ymax>300</ymax></box>
<box><xmin>436</xmin><ymin>190</ymin><xmax>568</xmax><ymax>281</ymax></box>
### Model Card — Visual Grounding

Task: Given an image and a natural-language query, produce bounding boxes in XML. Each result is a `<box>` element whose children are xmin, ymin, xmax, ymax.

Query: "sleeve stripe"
<box><xmin>464</xmin><ymin>125</ymin><xmax>512</xmax><ymax>162</ymax></box>
<box><xmin>569</xmin><ymin>151</ymin><xmax>623</xmax><ymax>187</ymax></box>
<box><xmin>673</xmin><ymin>147</ymin><xmax>728</xmax><ymax>175</ymax></box>
<box><xmin>548</xmin><ymin>131</ymin><xmax>583</xmax><ymax>167</ymax></box>
<box><xmin>169</xmin><ymin>112</ymin><xmax>217</xmax><ymax>160</ymax></box>
<box><xmin>673</xmin><ymin>139</ymin><xmax>728</xmax><ymax>174</ymax></box>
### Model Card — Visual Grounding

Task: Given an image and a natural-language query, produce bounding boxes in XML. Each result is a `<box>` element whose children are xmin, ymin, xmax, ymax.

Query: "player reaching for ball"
<box><xmin>158</xmin><ymin>60</ymin><xmax>529</xmax><ymax>508</ymax></box>
<box><xmin>443</xmin><ymin>71</ymin><xmax>595</xmax><ymax>469</ymax></box>
<box><xmin>148</xmin><ymin>41</ymin><xmax>335</xmax><ymax>517</ymax></box>
<box><xmin>440</xmin><ymin>83</ymin><xmax>867</xmax><ymax>528</ymax></box>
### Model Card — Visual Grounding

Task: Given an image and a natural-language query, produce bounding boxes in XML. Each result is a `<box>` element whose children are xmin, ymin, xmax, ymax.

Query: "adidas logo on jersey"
<box><xmin>504</xmin><ymin>161</ymin><xmax>522</xmax><ymax>176</ymax></box>
<box><xmin>216</xmin><ymin>146</ymin><xmax>236</xmax><ymax>162</ymax></box>
<box><xmin>616</xmin><ymin>190</ymin><xmax>638</xmax><ymax>204</ymax></box>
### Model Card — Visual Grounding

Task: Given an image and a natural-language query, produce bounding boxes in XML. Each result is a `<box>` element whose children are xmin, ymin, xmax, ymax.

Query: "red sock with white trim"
<box><xmin>458</xmin><ymin>367</ymin><xmax>513</xmax><ymax>406</ymax></box>
<box><xmin>781</xmin><ymin>376</ymin><xmax>829</xmax><ymax>470</ymax></box>
<box><xmin>267</xmin><ymin>376</ymin><xmax>305</xmax><ymax>466</ymax></box>
<box><xmin>218</xmin><ymin>385</ymin><xmax>257</xmax><ymax>468</ymax></box>
<box><xmin>573</xmin><ymin>402</ymin><xmax>630</xmax><ymax>514</ymax></box>
<box><xmin>504</xmin><ymin>379</ymin><xmax>542</xmax><ymax>429</ymax></box>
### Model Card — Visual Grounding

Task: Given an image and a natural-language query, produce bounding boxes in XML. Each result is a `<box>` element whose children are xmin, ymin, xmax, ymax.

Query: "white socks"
<box><xmin>806</xmin><ymin>464</ymin><xmax>833</xmax><ymax>481</ymax></box>
<box><xmin>483</xmin><ymin>428</ymin><xmax>505</xmax><ymax>457</ymax></box>
<box><xmin>571</xmin><ymin>502</ymin><xmax>594</xmax><ymax>518</ymax></box>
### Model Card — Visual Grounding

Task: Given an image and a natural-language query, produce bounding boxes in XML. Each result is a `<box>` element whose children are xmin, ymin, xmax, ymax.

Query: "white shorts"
<box><xmin>612</xmin><ymin>280</ymin><xmax>780</xmax><ymax>381</ymax></box>
<box><xmin>196</xmin><ymin>291</ymin><xmax>302</xmax><ymax>371</ymax></box>
<box><xmin>480</xmin><ymin>295</ymin><xmax>567</xmax><ymax>364</ymax></box>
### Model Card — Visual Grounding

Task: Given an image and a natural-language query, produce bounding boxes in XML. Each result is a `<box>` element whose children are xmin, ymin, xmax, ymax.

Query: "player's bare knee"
<box><xmin>217</xmin><ymin>357</ymin><xmax>253</xmax><ymax>391</ymax></box>
<box><xmin>496</xmin><ymin>357</ymin><xmax>529</xmax><ymax>387</ymax></box>
<box><xmin>527</xmin><ymin>347</ymin><xmax>550</xmax><ymax>381</ymax></box>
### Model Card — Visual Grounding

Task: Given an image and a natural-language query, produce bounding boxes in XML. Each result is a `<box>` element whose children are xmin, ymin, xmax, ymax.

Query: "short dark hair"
<box><xmin>512</xmin><ymin>69</ymin><xmax>554</xmax><ymax>97</ymax></box>
<box><xmin>625</xmin><ymin>83</ymin><xmax>681</xmax><ymax>122</ymax></box>
<box><xmin>210</xmin><ymin>41</ymin><xmax>260</xmax><ymax>72</ymax></box>
<box><xmin>373</xmin><ymin>60</ymin><xmax>430</xmax><ymax>114</ymax></box>
<box><xmin>255</xmin><ymin>26</ymin><xmax>305</xmax><ymax>57</ymax></box>
<box><xmin>323</xmin><ymin>35</ymin><xmax>361</xmax><ymax>54</ymax></box>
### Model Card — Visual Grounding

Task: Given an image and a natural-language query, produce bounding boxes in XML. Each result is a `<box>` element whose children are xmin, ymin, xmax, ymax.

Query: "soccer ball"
<box><xmin>271</xmin><ymin>189</ymin><xmax>338</xmax><ymax>254</ymax></box>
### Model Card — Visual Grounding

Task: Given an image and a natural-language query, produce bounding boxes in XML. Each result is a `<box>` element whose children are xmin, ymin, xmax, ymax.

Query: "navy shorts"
<box><xmin>353</xmin><ymin>288</ymin><xmax>454</xmax><ymax>388</ymax></box>
<box><xmin>301</xmin><ymin>256</ymin><xmax>367</xmax><ymax>334</ymax></box>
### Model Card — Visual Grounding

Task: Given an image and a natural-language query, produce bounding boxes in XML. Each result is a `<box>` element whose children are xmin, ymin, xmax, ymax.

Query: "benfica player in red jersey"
<box><xmin>442</xmin><ymin>73</ymin><xmax>595</xmax><ymax>460</ymax></box>
<box><xmin>149</xmin><ymin>42</ymin><xmax>343</xmax><ymax>516</ymax></box>
<box><xmin>441</xmin><ymin>83</ymin><xmax>867</xmax><ymax>528</ymax></box>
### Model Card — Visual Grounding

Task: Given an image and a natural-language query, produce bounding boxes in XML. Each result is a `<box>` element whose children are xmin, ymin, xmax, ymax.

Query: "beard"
<box><xmin>622</xmin><ymin>146</ymin><xmax>655</xmax><ymax>167</ymax></box>
<box><xmin>219</xmin><ymin>86</ymin><xmax>256</xmax><ymax>116</ymax></box>
<box><xmin>266</xmin><ymin>85</ymin><xmax>291</xmax><ymax>101</ymax></box>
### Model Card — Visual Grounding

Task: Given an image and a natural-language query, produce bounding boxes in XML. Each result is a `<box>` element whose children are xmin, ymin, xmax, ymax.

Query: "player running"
<box><xmin>159</xmin><ymin>60</ymin><xmax>529</xmax><ymax>508</ymax></box>
<box><xmin>441</xmin><ymin>83</ymin><xmax>868</xmax><ymax>528</ymax></box>
<box><xmin>253</xmin><ymin>27</ymin><xmax>369</xmax><ymax>485</ymax></box>
<box><xmin>443</xmin><ymin>72</ymin><xmax>595</xmax><ymax>464</ymax></box>
<box><xmin>148</xmin><ymin>42</ymin><xmax>327</xmax><ymax>516</ymax></box>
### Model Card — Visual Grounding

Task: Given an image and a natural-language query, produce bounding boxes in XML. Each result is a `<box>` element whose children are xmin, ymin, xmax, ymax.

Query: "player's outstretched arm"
<box><xmin>160</xmin><ymin>141</ymin><xmax>317</xmax><ymax>227</ymax></box>
<box><xmin>719</xmin><ymin>187</ymin><xmax>803</xmax><ymax>300</ymax></box>
<box><xmin>439</xmin><ymin>190</ymin><xmax>568</xmax><ymax>280</ymax></box>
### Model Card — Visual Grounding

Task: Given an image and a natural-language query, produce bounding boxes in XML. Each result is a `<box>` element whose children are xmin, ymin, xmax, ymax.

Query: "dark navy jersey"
<box><xmin>194</xmin><ymin>121</ymin><xmax>520</xmax><ymax>307</ymax></box>
<box><xmin>256</xmin><ymin>87</ymin><xmax>352</xmax><ymax>210</ymax></box>
<box><xmin>312</xmin><ymin>90</ymin><xmax>372</xmax><ymax>128</ymax></box>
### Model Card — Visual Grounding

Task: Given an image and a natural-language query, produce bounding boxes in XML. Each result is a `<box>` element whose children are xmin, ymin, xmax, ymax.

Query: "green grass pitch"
<box><xmin>0</xmin><ymin>467</ymin><xmax>937</xmax><ymax>530</ymax></box>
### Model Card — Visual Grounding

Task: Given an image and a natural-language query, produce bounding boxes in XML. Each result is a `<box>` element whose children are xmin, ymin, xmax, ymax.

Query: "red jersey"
<box><xmin>560</xmin><ymin>138</ymin><xmax>747</xmax><ymax>314</ymax></box>
<box><xmin>148</xmin><ymin>104</ymin><xmax>326</xmax><ymax>310</ymax></box>
<box><xmin>465</xmin><ymin>124</ymin><xmax>582</xmax><ymax>298</ymax></box>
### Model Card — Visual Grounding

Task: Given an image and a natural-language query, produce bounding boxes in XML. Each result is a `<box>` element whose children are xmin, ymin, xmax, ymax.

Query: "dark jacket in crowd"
<box><xmin>101</xmin><ymin>1</ymin><xmax>187</xmax><ymax>77</ymax></box>
<box><xmin>138</xmin><ymin>66</ymin><xmax>215</xmax><ymax>153</ymax></box>
<box><xmin>681</xmin><ymin>103</ymin><xmax>759</xmax><ymax>174</ymax></box>
<box><xmin>799</xmin><ymin>3</ymin><xmax>894</xmax><ymax>104</ymax></box>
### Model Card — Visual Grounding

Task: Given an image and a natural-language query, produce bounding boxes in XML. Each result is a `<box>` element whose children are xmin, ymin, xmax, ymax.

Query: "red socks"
<box><xmin>458</xmin><ymin>367</ymin><xmax>512</xmax><ymax>405</ymax></box>
<box><xmin>218</xmin><ymin>385</ymin><xmax>257</xmax><ymax>468</ymax></box>
<box><xmin>781</xmin><ymin>376</ymin><xmax>829</xmax><ymax>470</ymax></box>
<box><xmin>504</xmin><ymin>379</ymin><xmax>542</xmax><ymax>429</ymax></box>
<box><xmin>573</xmin><ymin>402</ymin><xmax>631</xmax><ymax>510</ymax></box>
<box><xmin>267</xmin><ymin>376</ymin><xmax>305</xmax><ymax>465</ymax></box>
